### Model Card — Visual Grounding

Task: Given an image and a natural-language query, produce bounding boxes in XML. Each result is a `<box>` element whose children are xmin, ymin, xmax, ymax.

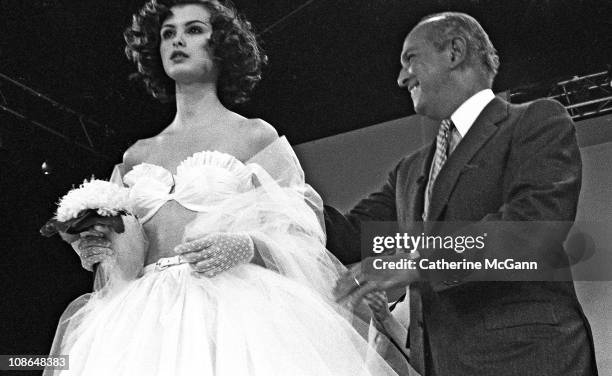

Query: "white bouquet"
<box><xmin>41</xmin><ymin>178</ymin><xmax>146</xmax><ymax>282</ymax></box>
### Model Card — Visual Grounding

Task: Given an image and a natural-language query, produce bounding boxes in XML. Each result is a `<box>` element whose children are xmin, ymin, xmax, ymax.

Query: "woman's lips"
<box><xmin>170</xmin><ymin>51</ymin><xmax>189</xmax><ymax>60</ymax></box>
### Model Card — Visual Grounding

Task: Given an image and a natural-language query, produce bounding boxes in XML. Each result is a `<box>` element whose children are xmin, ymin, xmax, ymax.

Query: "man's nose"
<box><xmin>397</xmin><ymin>68</ymin><xmax>410</xmax><ymax>88</ymax></box>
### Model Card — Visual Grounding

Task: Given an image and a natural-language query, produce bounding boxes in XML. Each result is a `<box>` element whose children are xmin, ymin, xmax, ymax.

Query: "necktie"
<box><xmin>423</xmin><ymin>119</ymin><xmax>452</xmax><ymax>221</ymax></box>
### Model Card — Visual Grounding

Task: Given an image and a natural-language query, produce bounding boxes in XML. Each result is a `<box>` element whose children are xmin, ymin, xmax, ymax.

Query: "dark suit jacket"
<box><xmin>325</xmin><ymin>97</ymin><xmax>597</xmax><ymax>376</ymax></box>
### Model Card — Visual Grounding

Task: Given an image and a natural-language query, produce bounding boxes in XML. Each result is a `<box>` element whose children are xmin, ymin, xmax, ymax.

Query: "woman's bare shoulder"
<box><xmin>239</xmin><ymin>118</ymin><xmax>279</xmax><ymax>152</ymax></box>
<box><xmin>121</xmin><ymin>137</ymin><xmax>160</xmax><ymax>172</ymax></box>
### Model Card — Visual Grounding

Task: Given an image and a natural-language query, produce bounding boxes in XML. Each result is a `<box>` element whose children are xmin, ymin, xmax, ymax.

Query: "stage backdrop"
<box><xmin>294</xmin><ymin>111</ymin><xmax>612</xmax><ymax>374</ymax></box>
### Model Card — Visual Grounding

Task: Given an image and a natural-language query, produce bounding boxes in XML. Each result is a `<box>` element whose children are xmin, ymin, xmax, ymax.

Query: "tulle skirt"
<box><xmin>53</xmin><ymin>262</ymin><xmax>397</xmax><ymax>376</ymax></box>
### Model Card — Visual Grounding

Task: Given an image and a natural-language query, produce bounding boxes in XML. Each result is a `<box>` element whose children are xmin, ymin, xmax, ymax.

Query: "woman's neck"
<box><xmin>171</xmin><ymin>81</ymin><xmax>228</xmax><ymax>131</ymax></box>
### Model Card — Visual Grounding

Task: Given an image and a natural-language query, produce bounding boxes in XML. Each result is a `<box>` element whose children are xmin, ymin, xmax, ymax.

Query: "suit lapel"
<box><xmin>410</xmin><ymin>144</ymin><xmax>434</xmax><ymax>222</ymax></box>
<box><xmin>427</xmin><ymin>97</ymin><xmax>509</xmax><ymax>221</ymax></box>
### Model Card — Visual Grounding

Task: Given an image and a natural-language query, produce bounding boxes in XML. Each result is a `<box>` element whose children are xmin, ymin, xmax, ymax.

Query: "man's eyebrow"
<box><xmin>402</xmin><ymin>47</ymin><xmax>416</xmax><ymax>55</ymax></box>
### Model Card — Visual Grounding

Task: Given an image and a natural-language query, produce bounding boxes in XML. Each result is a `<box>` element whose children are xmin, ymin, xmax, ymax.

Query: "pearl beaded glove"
<box><xmin>174</xmin><ymin>232</ymin><xmax>255</xmax><ymax>277</ymax></box>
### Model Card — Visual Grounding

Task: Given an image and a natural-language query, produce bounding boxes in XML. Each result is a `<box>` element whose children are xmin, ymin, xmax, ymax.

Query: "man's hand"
<box><xmin>174</xmin><ymin>232</ymin><xmax>254</xmax><ymax>277</ymax></box>
<box><xmin>363</xmin><ymin>291</ymin><xmax>393</xmax><ymax>323</ymax></box>
<box><xmin>334</xmin><ymin>254</ymin><xmax>420</xmax><ymax>306</ymax></box>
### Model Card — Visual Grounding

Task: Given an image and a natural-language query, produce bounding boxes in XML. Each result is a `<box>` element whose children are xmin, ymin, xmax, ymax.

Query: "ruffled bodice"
<box><xmin>123</xmin><ymin>151</ymin><xmax>253</xmax><ymax>223</ymax></box>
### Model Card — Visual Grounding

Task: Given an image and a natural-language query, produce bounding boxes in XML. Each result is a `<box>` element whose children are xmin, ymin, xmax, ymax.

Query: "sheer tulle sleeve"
<box><xmin>183</xmin><ymin>137</ymin><xmax>345</xmax><ymax>301</ymax></box>
<box><xmin>109</xmin><ymin>163</ymin><xmax>126</xmax><ymax>186</ymax></box>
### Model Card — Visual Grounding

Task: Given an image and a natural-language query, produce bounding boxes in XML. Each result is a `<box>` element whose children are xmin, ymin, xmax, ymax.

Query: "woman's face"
<box><xmin>160</xmin><ymin>4</ymin><xmax>217</xmax><ymax>84</ymax></box>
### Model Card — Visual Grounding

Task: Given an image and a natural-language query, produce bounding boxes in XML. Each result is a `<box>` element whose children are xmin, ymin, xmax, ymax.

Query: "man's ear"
<box><xmin>448</xmin><ymin>36</ymin><xmax>467</xmax><ymax>68</ymax></box>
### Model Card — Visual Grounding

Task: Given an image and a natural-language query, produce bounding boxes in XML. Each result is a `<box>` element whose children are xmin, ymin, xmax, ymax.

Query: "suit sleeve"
<box><xmin>324</xmin><ymin>159</ymin><xmax>403</xmax><ymax>265</ymax></box>
<box><xmin>422</xmin><ymin>99</ymin><xmax>582</xmax><ymax>289</ymax></box>
<box><xmin>492</xmin><ymin>99</ymin><xmax>581</xmax><ymax>222</ymax></box>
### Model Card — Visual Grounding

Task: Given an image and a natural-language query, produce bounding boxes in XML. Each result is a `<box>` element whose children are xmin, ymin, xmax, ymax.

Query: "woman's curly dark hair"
<box><xmin>124</xmin><ymin>0</ymin><xmax>267</xmax><ymax>106</ymax></box>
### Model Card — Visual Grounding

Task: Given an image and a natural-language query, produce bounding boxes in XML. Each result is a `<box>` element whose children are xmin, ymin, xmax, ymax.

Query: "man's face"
<box><xmin>397</xmin><ymin>24</ymin><xmax>451</xmax><ymax>120</ymax></box>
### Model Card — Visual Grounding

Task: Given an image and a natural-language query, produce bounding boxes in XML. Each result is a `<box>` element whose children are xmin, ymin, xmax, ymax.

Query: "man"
<box><xmin>325</xmin><ymin>12</ymin><xmax>597</xmax><ymax>376</ymax></box>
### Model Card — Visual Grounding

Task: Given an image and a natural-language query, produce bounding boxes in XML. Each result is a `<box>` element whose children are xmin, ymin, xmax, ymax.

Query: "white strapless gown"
<box><xmin>46</xmin><ymin>138</ymin><xmax>398</xmax><ymax>376</ymax></box>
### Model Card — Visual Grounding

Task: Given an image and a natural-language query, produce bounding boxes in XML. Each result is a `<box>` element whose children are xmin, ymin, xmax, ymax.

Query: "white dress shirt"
<box><xmin>448</xmin><ymin>89</ymin><xmax>496</xmax><ymax>154</ymax></box>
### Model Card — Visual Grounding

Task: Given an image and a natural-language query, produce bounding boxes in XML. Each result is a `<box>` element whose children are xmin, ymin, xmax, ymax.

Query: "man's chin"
<box><xmin>412</xmin><ymin>102</ymin><xmax>425</xmax><ymax>116</ymax></box>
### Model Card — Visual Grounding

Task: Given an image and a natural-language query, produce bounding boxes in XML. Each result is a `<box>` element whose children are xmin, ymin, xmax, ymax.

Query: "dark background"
<box><xmin>1</xmin><ymin>0</ymin><xmax>611</xmax><ymax>365</ymax></box>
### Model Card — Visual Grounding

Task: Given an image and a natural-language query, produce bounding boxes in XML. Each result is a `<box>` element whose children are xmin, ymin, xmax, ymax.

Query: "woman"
<box><xmin>46</xmin><ymin>1</ymin><xmax>398</xmax><ymax>375</ymax></box>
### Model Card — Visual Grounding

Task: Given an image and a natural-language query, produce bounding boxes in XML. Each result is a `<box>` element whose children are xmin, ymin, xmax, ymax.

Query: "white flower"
<box><xmin>55</xmin><ymin>179</ymin><xmax>131</xmax><ymax>222</ymax></box>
